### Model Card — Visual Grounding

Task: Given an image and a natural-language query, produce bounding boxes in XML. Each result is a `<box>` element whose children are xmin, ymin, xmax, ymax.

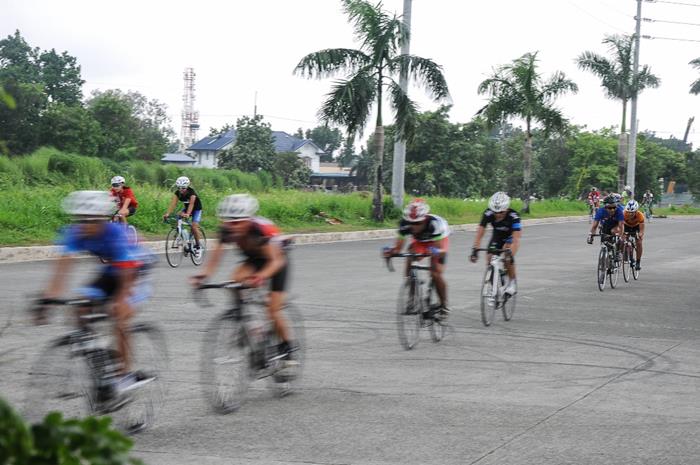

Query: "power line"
<box><xmin>566</xmin><ymin>0</ymin><xmax>630</xmax><ymax>33</ymax></box>
<box><xmin>642</xmin><ymin>34</ymin><xmax>700</xmax><ymax>41</ymax></box>
<box><xmin>645</xmin><ymin>0</ymin><xmax>700</xmax><ymax>7</ymax></box>
<box><xmin>644</xmin><ymin>17</ymin><xmax>700</xmax><ymax>26</ymax></box>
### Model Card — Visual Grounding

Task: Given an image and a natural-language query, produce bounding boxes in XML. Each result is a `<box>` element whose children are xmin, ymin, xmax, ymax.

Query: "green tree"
<box><xmin>272</xmin><ymin>152</ymin><xmax>312</xmax><ymax>188</ymax></box>
<box><xmin>37</xmin><ymin>48</ymin><xmax>84</xmax><ymax>105</ymax></box>
<box><xmin>0</xmin><ymin>81</ymin><xmax>47</xmax><ymax>154</ymax></box>
<box><xmin>565</xmin><ymin>129</ymin><xmax>618</xmax><ymax>196</ymax></box>
<box><xmin>294</xmin><ymin>127</ymin><xmax>304</xmax><ymax>139</ymax></box>
<box><xmin>338</xmin><ymin>137</ymin><xmax>356</xmax><ymax>167</ymax></box>
<box><xmin>689</xmin><ymin>58</ymin><xmax>700</xmax><ymax>95</ymax></box>
<box><xmin>306</xmin><ymin>125</ymin><xmax>342</xmax><ymax>162</ymax></box>
<box><xmin>209</xmin><ymin>123</ymin><xmax>235</xmax><ymax>136</ymax></box>
<box><xmin>219</xmin><ymin>114</ymin><xmax>276</xmax><ymax>172</ymax></box>
<box><xmin>40</xmin><ymin>103</ymin><xmax>102</xmax><ymax>156</ymax></box>
<box><xmin>477</xmin><ymin>52</ymin><xmax>578</xmax><ymax>212</ymax></box>
<box><xmin>0</xmin><ymin>30</ymin><xmax>40</xmax><ymax>84</ymax></box>
<box><xmin>295</xmin><ymin>0</ymin><xmax>449</xmax><ymax>221</ymax></box>
<box><xmin>577</xmin><ymin>35</ymin><xmax>660</xmax><ymax>190</ymax></box>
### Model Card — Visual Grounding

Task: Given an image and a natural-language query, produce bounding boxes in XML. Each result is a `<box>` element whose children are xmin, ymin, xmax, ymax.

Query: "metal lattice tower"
<box><xmin>180</xmin><ymin>67</ymin><xmax>200</xmax><ymax>152</ymax></box>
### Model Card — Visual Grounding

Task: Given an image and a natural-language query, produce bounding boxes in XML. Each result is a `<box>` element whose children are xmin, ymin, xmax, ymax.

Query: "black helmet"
<box><xmin>603</xmin><ymin>195</ymin><xmax>617</xmax><ymax>206</ymax></box>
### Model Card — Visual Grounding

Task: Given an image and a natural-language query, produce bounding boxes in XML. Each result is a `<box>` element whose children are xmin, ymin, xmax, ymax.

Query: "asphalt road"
<box><xmin>1</xmin><ymin>217</ymin><xmax>699</xmax><ymax>465</ymax></box>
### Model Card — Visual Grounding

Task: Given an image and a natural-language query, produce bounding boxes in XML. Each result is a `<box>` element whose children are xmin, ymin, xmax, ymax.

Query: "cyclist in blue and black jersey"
<box><xmin>36</xmin><ymin>190</ymin><xmax>154</xmax><ymax>393</ymax></box>
<box><xmin>587</xmin><ymin>194</ymin><xmax>625</xmax><ymax>257</ymax></box>
<box><xmin>470</xmin><ymin>192</ymin><xmax>522</xmax><ymax>296</ymax></box>
<box><xmin>384</xmin><ymin>198</ymin><xmax>451</xmax><ymax>320</ymax></box>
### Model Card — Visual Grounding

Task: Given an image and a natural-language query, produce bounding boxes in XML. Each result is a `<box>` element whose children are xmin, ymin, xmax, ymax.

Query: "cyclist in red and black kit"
<box><xmin>587</xmin><ymin>187</ymin><xmax>601</xmax><ymax>209</ymax></box>
<box><xmin>192</xmin><ymin>194</ymin><xmax>297</xmax><ymax>365</ymax></box>
<box><xmin>383</xmin><ymin>198</ymin><xmax>451</xmax><ymax>320</ymax></box>
<box><xmin>109</xmin><ymin>175</ymin><xmax>138</xmax><ymax>224</ymax></box>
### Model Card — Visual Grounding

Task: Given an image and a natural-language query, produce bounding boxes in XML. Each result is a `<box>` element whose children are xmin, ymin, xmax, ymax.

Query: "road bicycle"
<box><xmin>587</xmin><ymin>200</ymin><xmax>596</xmax><ymax>223</ymax></box>
<box><xmin>591</xmin><ymin>233</ymin><xmax>621</xmax><ymax>291</ymax></box>
<box><xmin>621</xmin><ymin>233</ymin><xmax>640</xmax><ymax>282</ymax></box>
<box><xmin>24</xmin><ymin>297</ymin><xmax>168</xmax><ymax>434</ymax></box>
<box><xmin>196</xmin><ymin>281</ymin><xmax>304</xmax><ymax>413</ymax></box>
<box><xmin>641</xmin><ymin>202</ymin><xmax>653</xmax><ymax>223</ymax></box>
<box><xmin>473</xmin><ymin>248</ymin><xmax>516</xmax><ymax>327</ymax></box>
<box><xmin>164</xmin><ymin>215</ymin><xmax>207</xmax><ymax>267</ymax></box>
<box><xmin>384</xmin><ymin>251</ymin><xmax>447</xmax><ymax>350</ymax></box>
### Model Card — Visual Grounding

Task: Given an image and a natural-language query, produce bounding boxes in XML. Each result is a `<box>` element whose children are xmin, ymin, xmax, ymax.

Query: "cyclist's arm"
<box><xmin>509</xmin><ymin>230</ymin><xmax>522</xmax><ymax>256</ymax></box>
<box><xmin>44</xmin><ymin>255</ymin><xmax>73</xmax><ymax>299</ymax></box>
<box><xmin>119</xmin><ymin>197</ymin><xmax>132</xmax><ymax>215</ymax></box>
<box><xmin>164</xmin><ymin>194</ymin><xmax>178</xmax><ymax>217</ymax></box>
<box><xmin>253</xmin><ymin>242</ymin><xmax>286</xmax><ymax>281</ymax></box>
<box><xmin>589</xmin><ymin>220</ymin><xmax>600</xmax><ymax>235</ymax></box>
<box><xmin>185</xmin><ymin>195</ymin><xmax>197</xmax><ymax>216</ymax></box>
<box><xmin>390</xmin><ymin>237</ymin><xmax>406</xmax><ymax>255</ymax></box>
<box><xmin>639</xmin><ymin>221</ymin><xmax>645</xmax><ymax>239</ymax></box>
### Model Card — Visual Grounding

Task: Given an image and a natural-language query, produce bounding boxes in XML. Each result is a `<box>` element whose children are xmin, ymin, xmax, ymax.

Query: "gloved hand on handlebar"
<box><xmin>586</xmin><ymin>235</ymin><xmax>594</xmax><ymax>245</ymax></box>
<box><xmin>428</xmin><ymin>246</ymin><xmax>441</xmax><ymax>256</ymax></box>
<box><xmin>469</xmin><ymin>247</ymin><xmax>478</xmax><ymax>263</ymax></box>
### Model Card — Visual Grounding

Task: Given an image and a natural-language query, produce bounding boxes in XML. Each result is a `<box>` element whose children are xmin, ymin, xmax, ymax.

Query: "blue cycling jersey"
<box><xmin>58</xmin><ymin>223</ymin><xmax>139</xmax><ymax>274</ymax></box>
<box><xmin>594</xmin><ymin>205</ymin><xmax>624</xmax><ymax>227</ymax></box>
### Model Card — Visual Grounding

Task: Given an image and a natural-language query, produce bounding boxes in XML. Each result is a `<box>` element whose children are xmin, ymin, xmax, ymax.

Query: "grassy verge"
<box><xmin>2</xmin><ymin>186</ymin><xmax>594</xmax><ymax>246</ymax></box>
<box><xmin>654</xmin><ymin>205</ymin><xmax>700</xmax><ymax>216</ymax></box>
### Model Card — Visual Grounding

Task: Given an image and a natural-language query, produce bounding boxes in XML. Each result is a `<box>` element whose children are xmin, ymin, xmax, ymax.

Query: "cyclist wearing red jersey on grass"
<box><xmin>383</xmin><ymin>198</ymin><xmax>451</xmax><ymax>320</ymax></box>
<box><xmin>192</xmin><ymin>194</ymin><xmax>298</xmax><ymax>365</ymax></box>
<box><xmin>109</xmin><ymin>175</ymin><xmax>138</xmax><ymax>224</ymax></box>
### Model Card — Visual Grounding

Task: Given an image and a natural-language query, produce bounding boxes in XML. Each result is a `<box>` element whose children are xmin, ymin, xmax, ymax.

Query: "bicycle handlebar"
<box><xmin>472</xmin><ymin>248</ymin><xmax>512</xmax><ymax>255</ymax></box>
<box><xmin>35</xmin><ymin>297</ymin><xmax>101</xmax><ymax>307</ymax></box>
<box><xmin>383</xmin><ymin>249</ymin><xmax>434</xmax><ymax>273</ymax></box>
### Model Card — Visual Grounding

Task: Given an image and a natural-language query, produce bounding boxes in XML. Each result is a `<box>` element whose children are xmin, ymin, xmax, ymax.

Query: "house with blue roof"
<box><xmin>186</xmin><ymin>130</ymin><xmax>324</xmax><ymax>172</ymax></box>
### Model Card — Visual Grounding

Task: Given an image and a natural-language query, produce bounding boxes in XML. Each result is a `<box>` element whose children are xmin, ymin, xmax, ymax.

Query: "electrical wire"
<box><xmin>642</xmin><ymin>34</ymin><xmax>700</xmax><ymax>41</ymax></box>
<box><xmin>646</xmin><ymin>0</ymin><xmax>700</xmax><ymax>7</ymax></box>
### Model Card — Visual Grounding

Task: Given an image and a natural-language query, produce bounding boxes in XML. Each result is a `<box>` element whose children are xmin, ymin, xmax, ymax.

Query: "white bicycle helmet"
<box><xmin>217</xmin><ymin>194</ymin><xmax>259</xmax><ymax>220</ymax></box>
<box><xmin>110</xmin><ymin>175</ymin><xmax>125</xmax><ymax>186</ymax></box>
<box><xmin>175</xmin><ymin>176</ymin><xmax>190</xmax><ymax>188</ymax></box>
<box><xmin>625</xmin><ymin>200</ymin><xmax>639</xmax><ymax>213</ymax></box>
<box><xmin>403</xmin><ymin>199</ymin><xmax>430</xmax><ymax>223</ymax></box>
<box><xmin>488</xmin><ymin>192</ymin><xmax>510</xmax><ymax>212</ymax></box>
<box><xmin>62</xmin><ymin>191</ymin><xmax>117</xmax><ymax>218</ymax></box>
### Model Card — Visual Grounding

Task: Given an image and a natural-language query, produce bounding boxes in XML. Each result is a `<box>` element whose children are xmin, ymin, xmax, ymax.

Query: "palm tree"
<box><xmin>689</xmin><ymin>58</ymin><xmax>700</xmax><ymax>94</ymax></box>
<box><xmin>294</xmin><ymin>0</ymin><xmax>449</xmax><ymax>221</ymax></box>
<box><xmin>577</xmin><ymin>35</ymin><xmax>660</xmax><ymax>190</ymax></box>
<box><xmin>477</xmin><ymin>52</ymin><xmax>578</xmax><ymax>213</ymax></box>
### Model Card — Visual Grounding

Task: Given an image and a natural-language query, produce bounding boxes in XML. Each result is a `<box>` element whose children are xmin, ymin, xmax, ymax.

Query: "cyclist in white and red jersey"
<box><xmin>587</xmin><ymin>187</ymin><xmax>601</xmax><ymax>209</ymax></box>
<box><xmin>192</xmin><ymin>194</ymin><xmax>297</xmax><ymax>365</ymax></box>
<box><xmin>384</xmin><ymin>198</ymin><xmax>451</xmax><ymax>320</ymax></box>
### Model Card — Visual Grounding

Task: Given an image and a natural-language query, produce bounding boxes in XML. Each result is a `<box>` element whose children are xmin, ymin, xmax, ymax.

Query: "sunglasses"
<box><xmin>111</xmin><ymin>183</ymin><xmax>121</xmax><ymax>187</ymax></box>
<box><xmin>605</xmin><ymin>206</ymin><xmax>616</xmax><ymax>210</ymax></box>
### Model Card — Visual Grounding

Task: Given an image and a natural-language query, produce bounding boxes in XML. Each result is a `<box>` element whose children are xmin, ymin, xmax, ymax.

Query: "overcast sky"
<box><xmin>4</xmin><ymin>0</ymin><xmax>700</xmax><ymax>147</ymax></box>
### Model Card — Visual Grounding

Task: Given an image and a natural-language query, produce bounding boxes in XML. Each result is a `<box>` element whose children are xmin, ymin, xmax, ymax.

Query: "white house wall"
<box><xmin>296</xmin><ymin>144</ymin><xmax>321</xmax><ymax>172</ymax></box>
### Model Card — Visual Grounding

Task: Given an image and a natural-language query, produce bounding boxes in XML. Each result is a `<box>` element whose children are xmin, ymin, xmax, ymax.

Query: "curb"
<box><xmin>2</xmin><ymin>214</ymin><xmax>697</xmax><ymax>264</ymax></box>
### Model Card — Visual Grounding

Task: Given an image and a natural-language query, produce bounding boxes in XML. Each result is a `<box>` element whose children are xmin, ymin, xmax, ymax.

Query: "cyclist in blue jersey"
<box><xmin>35</xmin><ymin>191</ymin><xmax>154</xmax><ymax>393</ymax></box>
<box><xmin>587</xmin><ymin>194</ymin><xmax>625</xmax><ymax>258</ymax></box>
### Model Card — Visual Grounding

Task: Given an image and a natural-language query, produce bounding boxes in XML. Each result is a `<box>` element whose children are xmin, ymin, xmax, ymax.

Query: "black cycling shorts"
<box><xmin>87</xmin><ymin>271</ymin><xmax>122</xmax><ymax>299</ymax></box>
<box><xmin>488</xmin><ymin>238</ymin><xmax>515</xmax><ymax>264</ymax></box>
<box><xmin>244</xmin><ymin>257</ymin><xmax>289</xmax><ymax>292</ymax></box>
<box><xmin>624</xmin><ymin>225</ymin><xmax>640</xmax><ymax>236</ymax></box>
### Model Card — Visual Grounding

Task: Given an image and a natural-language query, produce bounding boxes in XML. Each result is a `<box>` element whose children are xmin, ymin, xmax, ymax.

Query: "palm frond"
<box><xmin>635</xmin><ymin>65</ymin><xmax>660</xmax><ymax>90</ymax></box>
<box><xmin>541</xmin><ymin>71</ymin><xmax>578</xmax><ymax>101</ymax></box>
<box><xmin>318</xmin><ymin>71</ymin><xmax>377</xmax><ymax>138</ymax></box>
<box><xmin>690</xmin><ymin>58</ymin><xmax>700</xmax><ymax>69</ymax></box>
<box><xmin>388</xmin><ymin>80</ymin><xmax>418</xmax><ymax>141</ymax></box>
<box><xmin>294</xmin><ymin>48</ymin><xmax>371</xmax><ymax>79</ymax></box>
<box><xmin>533</xmin><ymin>105</ymin><xmax>568</xmax><ymax>135</ymax></box>
<box><xmin>342</xmin><ymin>0</ymin><xmax>385</xmax><ymax>51</ymax></box>
<box><xmin>390</xmin><ymin>55</ymin><xmax>450</xmax><ymax>101</ymax></box>
<box><xmin>691</xmin><ymin>78</ymin><xmax>700</xmax><ymax>95</ymax></box>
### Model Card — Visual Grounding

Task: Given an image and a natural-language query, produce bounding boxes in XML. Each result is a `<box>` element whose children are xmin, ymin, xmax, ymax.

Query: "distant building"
<box><xmin>161</xmin><ymin>153</ymin><xmax>196</xmax><ymax>166</ymax></box>
<box><xmin>310</xmin><ymin>162</ymin><xmax>357</xmax><ymax>191</ymax></box>
<box><xmin>186</xmin><ymin>130</ymin><xmax>324</xmax><ymax>172</ymax></box>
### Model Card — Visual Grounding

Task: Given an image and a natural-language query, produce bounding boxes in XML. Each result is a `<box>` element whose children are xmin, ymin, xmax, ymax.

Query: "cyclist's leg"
<box><xmin>429</xmin><ymin>240</ymin><xmax>448</xmax><ymax>308</ymax></box>
<box><xmin>190</xmin><ymin>210</ymin><xmax>203</xmax><ymax>247</ymax></box>
<box><xmin>634</xmin><ymin>230</ymin><xmax>643</xmax><ymax>262</ymax></box>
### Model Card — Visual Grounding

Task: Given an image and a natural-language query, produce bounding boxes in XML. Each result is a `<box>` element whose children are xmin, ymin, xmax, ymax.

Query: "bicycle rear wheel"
<box><xmin>622</xmin><ymin>245</ymin><xmax>631</xmax><ymax>283</ymax></box>
<box><xmin>165</xmin><ymin>228</ymin><xmax>184</xmax><ymax>268</ymax></box>
<box><xmin>427</xmin><ymin>285</ymin><xmax>446</xmax><ymax>342</ymax></box>
<box><xmin>597</xmin><ymin>248</ymin><xmax>607</xmax><ymax>291</ymax></box>
<box><xmin>480</xmin><ymin>266</ymin><xmax>497</xmax><ymax>326</ymax></box>
<box><xmin>126</xmin><ymin>225</ymin><xmax>138</xmax><ymax>245</ymax></box>
<box><xmin>24</xmin><ymin>334</ymin><xmax>96</xmax><ymax>423</ymax></box>
<box><xmin>112</xmin><ymin>323</ymin><xmax>168</xmax><ymax>434</ymax></box>
<box><xmin>632</xmin><ymin>260</ymin><xmax>640</xmax><ymax>280</ymax></box>
<box><xmin>271</xmin><ymin>303</ymin><xmax>305</xmax><ymax>395</ymax></box>
<box><xmin>397</xmin><ymin>277</ymin><xmax>422</xmax><ymax>350</ymax></box>
<box><xmin>190</xmin><ymin>227</ymin><xmax>208</xmax><ymax>266</ymax></box>
<box><xmin>609</xmin><ymin>249</ymin><xmax>620</xmax><ymax>289</ymax></box>
<box><xmin>501</xmin><ymin>275</ymin><xmax>516</xmax><ymax>321</ymax></box>
<box><xmin>200</xmin><ymin>310</ymin><xmax>252</xmax><ymax>413</ymax></box>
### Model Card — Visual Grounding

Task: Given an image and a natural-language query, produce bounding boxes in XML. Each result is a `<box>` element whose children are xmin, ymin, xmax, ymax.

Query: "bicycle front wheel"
<box><xmin>480</xmin><ymin>266</ymin><xmax>497</xmax><ymax>326</ymax></box>
<box><xmin>200</xmin><ymin>311</ymin><xmax>252</xmax><ymax>413</ymax></box>
<box><xmin>190</xmin><ymin>227</ymin><xmax>207</xmax><ymax>266</ymax></box>
<box><xmin>632</xmin><ymin>260</ymin><xmax>640</xmax><ymax>280</ymax></box>
<box><xmin>271</xmin><ymin>303</ymin><xmax>306</xmax><ymax>395</ymax></box>
<box><xmin>597</xmin><ymin>248</ymin><xmax>607</xmax><ymax>291</ymax></box>
<box><xmin>397</xmin><ymin>278</ymin><xmax>422</xmax><ymax>350</ymax></box>
<box><xmin>112</xmin><ymin>323</ymin><xmax>168</xmax><ymax>434</ymax></box>
<box><xmin>165</xmin><ymin>228</ymin><xmax>184</xmax><ymax>268</ymax></box>
<box><xmin>427</xmin><ymin>285</ymin><xmax>446</xmax><ymax>342</ymax></box>
<box><xmin>24</xmin><ymin>335</ymin><xmax>96</xmax><ymax>423</ymax></box>
<box><xmin>126</xmin><ymin>225</ymin><xmax>138</xmax><ymax>245</ymax></box>
<box><xmin>501</xmin><ymin>276</ymin><xmax>516</xmax><ymax>321</ymax></box>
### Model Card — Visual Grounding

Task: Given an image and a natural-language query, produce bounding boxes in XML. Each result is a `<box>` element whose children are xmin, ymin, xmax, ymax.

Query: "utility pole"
<box><xmin>626</xmin><ymin>0</ymin><xmax>642</xmax><ymax>194</ymax></box>
<box><xmin>391</xmin><ymin>0</ymin><xmax>412</xmax><ymax>208</ymax></box>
